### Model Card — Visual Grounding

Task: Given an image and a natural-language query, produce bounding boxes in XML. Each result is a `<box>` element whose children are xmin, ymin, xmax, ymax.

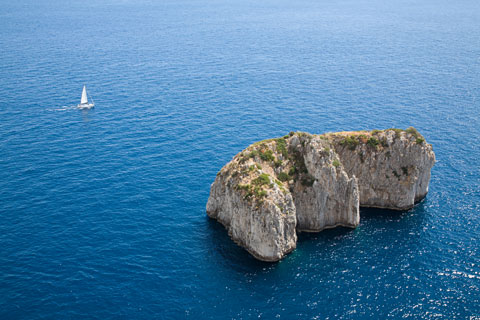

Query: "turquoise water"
<box><xmin>1</xmin><ymin>0</ymin><xmax>479</xmax><ymax>318</ymax></box>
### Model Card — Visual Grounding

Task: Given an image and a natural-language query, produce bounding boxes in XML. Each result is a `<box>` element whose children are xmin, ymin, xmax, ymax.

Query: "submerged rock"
<box><xmin>206</xmin><ymin>128</ymin><xmax>435</xmax><ymax>261</ymax></box>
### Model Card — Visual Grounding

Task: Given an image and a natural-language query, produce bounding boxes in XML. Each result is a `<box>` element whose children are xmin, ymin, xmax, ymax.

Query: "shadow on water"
<box><xmin>205</xmin><ymin>198</ymin><xmax>430</xmax><ymax>271</ymax></box>
<box><xmin>296</xmin><ymin>199</ymin><xmax>430</xmax><ymax>244</ymax></box>
<box><xmin>359</xmin><ymin>198</ymin><xmax>429</xmax><ymax>226</ymax></box>
<box><xmin>296</xmin><ymin>226</ymin><xmax>355</xmax><ymax>244</ymax></box>
<box><xmin>360</xmin><ymin>206</ymin><xmax>409</xmax><ymax>220</ymax></box>
<box><xmin>205</xmin><ymin>217</ymin><xmax>276</xmax><ymax>272</ymax></box>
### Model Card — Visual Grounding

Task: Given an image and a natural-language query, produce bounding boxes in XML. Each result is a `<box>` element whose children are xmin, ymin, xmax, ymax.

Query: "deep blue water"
<box><xmin>1</xmin><ymin>0</ymin><xmax>479</xmax><ymax>318</ymax></box>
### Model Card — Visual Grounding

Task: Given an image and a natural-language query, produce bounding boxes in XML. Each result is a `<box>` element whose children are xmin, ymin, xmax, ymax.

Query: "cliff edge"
<box><xmin>206</xmin><ymin>128</ymin><xmax>435</xmax><ymax>261</ymax></box>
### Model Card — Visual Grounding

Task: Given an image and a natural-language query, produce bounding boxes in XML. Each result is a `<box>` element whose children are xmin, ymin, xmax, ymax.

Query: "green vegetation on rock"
<box><xmin>288</xmin><ymin>166</ymin><xmax>296</xmax><ymax>176</ymax></box>
<box><xmin>260</xmin><ymin>149</ymin><xmax>275</xmax><ymax>162</ymax></box>
<box><xmin>301</xmin><ymin>174</ymin><xmax>315</xmax><ymax>187</ymax></box>
<box><xmin>236</xmin><ymin>173</ymin><xmax>271</xmax><ymax>201</ymax></box>
<box><xmin>367</xmin><ymin>137</ymin><xmax>380</xmax><ymax>149</ymax></box>
<box><xmin>278</xmin><ymin>172</ymin><xmax>290</xmax><ymax>182</ymax></box>
<box><xmin>405</xmin><ymin>126</ymin><xmax>420</xmax><ymax>137</ymax></box>
<box><xmin>253</xmin><ymin>173</ymin><xmax>271</xmax><ymax>186</ymax></box>
<box><xmin>275</xmin><ymin>138</ymin><xmax>288</xmax><ymax>157</ymax></box>
<box><xmin>340</xmin><ymin>136</ymin><xmax>359</xmax><ymax>150</ymax></box>
<box><xmin>380</xmin><ymin>138</ymin><xmax>389</xmax><ymax>148</ymax></box>
<box><xmin>253</xmin><ymin>187</ymin><xmax>267</xmax><ymax>198</ymax></box>
<box><xmin>388</xmin><ymin>128</ymin><xmax>404</xmax><ymax>138</ymax></box>
<box><xmin>405</xmin><ymin>127</ymin><xmax>426</xmax><ymax>145</ymax></box>
<box><xmin>291</xmin><ymin>151</ymin><xmax>308</xmax><ymax>174</ymax></box>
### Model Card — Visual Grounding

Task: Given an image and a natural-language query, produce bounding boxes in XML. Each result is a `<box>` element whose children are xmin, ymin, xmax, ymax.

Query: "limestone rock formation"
<box><xmin>327</xmin><ymin>128</ymin><xmax>435</xmax><ymax>210</ymax></box>
<box><xmin>206</xmin><ymin>128</ymin><xmax>435</xmax><ymax>261</ymax></box>
<box><xmin>289</xmin><ymin>134</ymin><xmax>359</xmax><ymax>232</ymax></box>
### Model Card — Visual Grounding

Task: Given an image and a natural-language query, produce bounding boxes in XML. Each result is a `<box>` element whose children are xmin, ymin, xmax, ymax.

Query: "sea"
<box><xmin>0</xmin><ymin>0</ymin><xmax>479</xmax><ymax>318</ymax></box>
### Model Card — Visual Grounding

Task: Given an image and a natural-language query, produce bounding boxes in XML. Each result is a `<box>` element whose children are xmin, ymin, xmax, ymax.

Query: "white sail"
<box><xmin>80</xmin><ymin>85</ymin><xmax>88</xmax><ymax>104</ymax></box>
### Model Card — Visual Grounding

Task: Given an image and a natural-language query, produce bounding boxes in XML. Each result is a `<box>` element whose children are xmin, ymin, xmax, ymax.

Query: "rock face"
<box><xmin>327</xmin><ymin>128</ymin><xmax>435</xmax><ymax>210</ymax></box>
<box><xmin>206</xmin><ymin>128</ymin><xmax>435</xmax><ymax>261</ymax></box>
<box><xmin>206</xmin><ymin>164</ymin><xmax>297</xmax><ymax>262</ymax></box>
<box><xmin>290</xmin><ymin>135</ymin><xmax>360</xmax><ymax>232</ymax></box>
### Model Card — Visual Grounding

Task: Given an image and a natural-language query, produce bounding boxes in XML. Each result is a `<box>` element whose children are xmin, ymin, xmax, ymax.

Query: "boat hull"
<box><xmin>77</xmin><ymin>103</ymin><xmax>94</xmax><ymax>109</ymax></box>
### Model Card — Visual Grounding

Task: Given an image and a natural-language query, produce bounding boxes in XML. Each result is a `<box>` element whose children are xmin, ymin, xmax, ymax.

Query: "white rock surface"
<box><xmin>206</xmin><ymin>161</ymin><xmax>297</xmax><ymax>262</ymax></box>
<box><xmin>329</xmin><ymin>130</ymin><xmax>436</xmax><ymax>210</ymax></box>
<box><xmin>292</xmin><ymin>135</ymin><xmax>359</xmax><ymax>232</ymax></box>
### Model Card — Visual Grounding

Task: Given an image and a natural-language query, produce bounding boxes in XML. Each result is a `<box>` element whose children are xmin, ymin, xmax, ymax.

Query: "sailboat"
<box><xmin>77</xmin><ymin>85</ymin><xmax>95</xmax><ymax>109</ymax></box>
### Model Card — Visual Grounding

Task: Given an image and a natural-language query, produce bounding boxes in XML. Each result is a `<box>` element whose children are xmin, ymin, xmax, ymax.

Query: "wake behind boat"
<box><xmin>77</xmin><ymin>85</ymin><xmax>95</xmax><ymax>109</ymax></box>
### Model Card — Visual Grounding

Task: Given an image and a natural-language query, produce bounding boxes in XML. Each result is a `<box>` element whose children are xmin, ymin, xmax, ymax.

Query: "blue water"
<box><xmin>1</xmin><ymin>0</ymin><xmax>479</xmax><ymax>318</ymax></box>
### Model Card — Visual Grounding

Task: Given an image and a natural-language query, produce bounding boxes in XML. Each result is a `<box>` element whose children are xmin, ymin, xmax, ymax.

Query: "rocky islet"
<box><xmin>206</xmin><ymin>128</ymin><xmax>435</xmax><ymax>261</ymax></box>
